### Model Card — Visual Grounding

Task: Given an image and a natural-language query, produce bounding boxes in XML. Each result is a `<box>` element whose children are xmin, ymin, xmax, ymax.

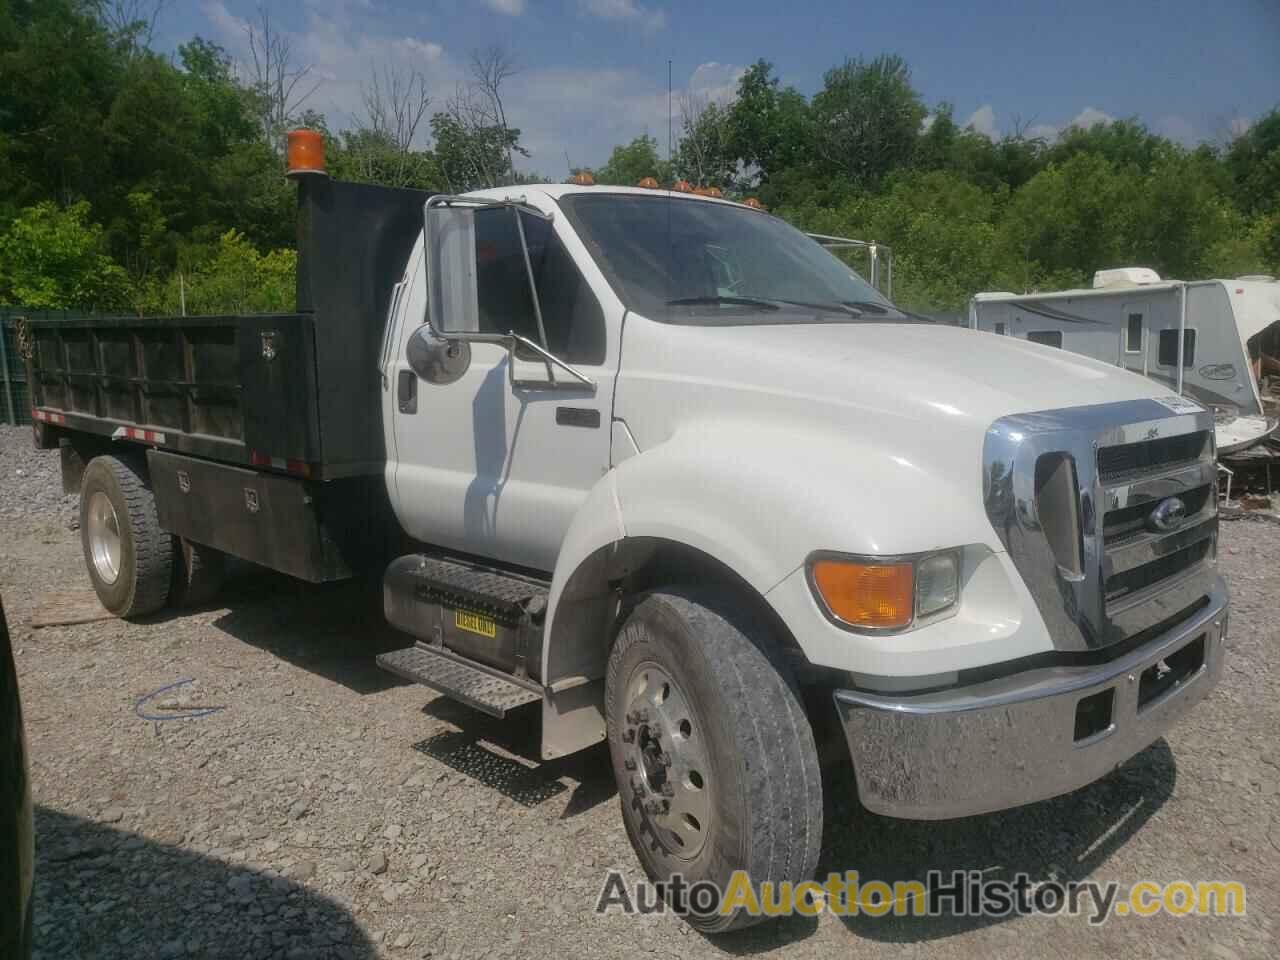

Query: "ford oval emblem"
<box><xmin>1148</xmin><ymin>496</ymin><xmax>1187</xmax><ymax>533</ymax></box>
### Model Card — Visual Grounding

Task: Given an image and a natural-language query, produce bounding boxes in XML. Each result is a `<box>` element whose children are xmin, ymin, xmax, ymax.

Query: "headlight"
<box><xmin>915</xmin><ymin>552</ymin><xmax>959</xmax><ymax>618</ymax></box>
<box><xmin>808</xmin><ymin>550</ymin><xmax>962</xmax><ymax>632</ymax></box>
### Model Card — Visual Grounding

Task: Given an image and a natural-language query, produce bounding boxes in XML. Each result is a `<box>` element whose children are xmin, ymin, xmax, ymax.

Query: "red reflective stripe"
<box><xmin>250</xmin><ymin>451</ymin><xmax>271</xmax><ymax>467</ymax></box>
<box><xmin>286</xmin><ymin>460</ymin><xmax>311</xmax><ymax>477</ymax></box>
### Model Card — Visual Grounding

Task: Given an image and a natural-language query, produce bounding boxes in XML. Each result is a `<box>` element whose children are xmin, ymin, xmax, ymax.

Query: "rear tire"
<box><xmin>170</xmin><ymin>538</ymin><xmax>226</xmax><ymax>608</ymax></box>
<box><xmin>79</xmin><ymin>455</ymin><xmax>174</xmax><ymax>619</ymax></box>
<box><xmin>605</xmin><ymin>588</ymin><xmax>823</xmax><ymax>932</ymax></box>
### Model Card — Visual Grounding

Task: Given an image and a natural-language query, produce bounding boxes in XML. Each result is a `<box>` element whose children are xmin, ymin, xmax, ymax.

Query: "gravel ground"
<box><xmin>2</xmin><ymin>424</ymin><xmax>1277</xmax><ymax>960</ymax></box>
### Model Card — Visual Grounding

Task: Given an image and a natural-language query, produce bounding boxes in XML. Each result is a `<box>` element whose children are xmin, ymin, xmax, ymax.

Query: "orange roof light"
<box><xmin>571</xmin><ymin>171</ymin><xmax>595</xmax><ymax>186</ymax></box>
<box><xmin>286</xmin><ymin>128</ymin><xmax>326</xmax><ymax>178</ymax></box>
<box><xmin>693</xmin><ymin>185</ymin><xmax>724</xmax><ymax>198</ymax></box>
<box><xmin>637</xmin><ymin>176</ymin><xmax>660</xmax><ymax>189</ymax></box>
<box><xmin>811</xmin><ymin>559</ymin><xmax>914</xmax><ymax>630</ymax></box>
<box><xmin>673</xmin><ymin>179</ymin><xmax>694</xmax><ymax>193</ymax></box>
<box><xmin>744</xmin><ymin>197</ymin><xmax>764</xmax><ymax>209</ymax></box>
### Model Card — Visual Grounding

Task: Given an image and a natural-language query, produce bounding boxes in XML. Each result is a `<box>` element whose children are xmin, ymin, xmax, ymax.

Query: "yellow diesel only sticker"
<box><xmin>455</xmin><ymin>609</ymin><xmax>497</xmax><ymax>638</ymax></box>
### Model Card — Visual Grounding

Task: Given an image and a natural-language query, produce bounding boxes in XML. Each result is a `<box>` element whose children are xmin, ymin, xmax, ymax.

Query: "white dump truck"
<box><xmin>23</xmin><ymin>132</ymin><xmax>1227</xmax><ymax>930</ymax></box>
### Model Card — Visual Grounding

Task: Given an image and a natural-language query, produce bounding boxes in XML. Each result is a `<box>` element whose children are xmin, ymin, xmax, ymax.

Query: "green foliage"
<box><xmin>0</xmin><ymin>201</ymin><xmax>130</xmax><ymax>309</ymax></box>
<box><xmin>0</xmin><ymin>1</ymin><xmax>1276</xmax><ymax>320</ymax></box>
<box><xmin>136</xmin><ymin>230</ymin><xmax>296</xmax><ymax>316</ymax></box>
<box><xmin>594</xmin><ymin>135</ymin><xmax>670</xmax><ymax>186</ymax></box>
<box><xmin>810</xmin><ymin>54</ymin><xmax>927</xmax><ymax>188</ymax></box>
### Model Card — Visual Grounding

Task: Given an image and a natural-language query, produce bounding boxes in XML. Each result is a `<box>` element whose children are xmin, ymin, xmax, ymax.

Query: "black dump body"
<box><xmin>26</xmin><ymin>176</ymin><xmax>429</xmax><ymax>479</ymax></box>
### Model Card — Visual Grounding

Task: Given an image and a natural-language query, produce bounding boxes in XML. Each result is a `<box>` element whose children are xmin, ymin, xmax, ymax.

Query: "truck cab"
<box><xmin>30</xmin><ymin>161</ymin><xmax>1227</xmax><ymax>932</ymax></box>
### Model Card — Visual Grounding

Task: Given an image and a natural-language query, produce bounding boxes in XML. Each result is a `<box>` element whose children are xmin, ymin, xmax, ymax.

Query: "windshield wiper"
<box><xmin>840</xmin><ymin>299</ymin><xmax>894</xmax><ymax>315</ymax></box>
<box><xmin>774</xmin><ymin>299</ymin><xmax>864</xmax><ymax>317</ymax></box>
<box><xmin>665</xmin><ymin>295</ymin><xmax>780</xmax><ymax>311</ymax></box>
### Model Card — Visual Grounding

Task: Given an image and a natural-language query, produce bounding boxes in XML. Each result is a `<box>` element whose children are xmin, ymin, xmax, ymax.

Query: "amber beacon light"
<box><xmin>286</xmin><ymin>128</ymin><xmax>327</xmax><ymax>178</ymax></box>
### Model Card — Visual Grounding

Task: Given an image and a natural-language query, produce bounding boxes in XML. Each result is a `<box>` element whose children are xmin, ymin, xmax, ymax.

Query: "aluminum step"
<box><xmin>376</xmin><ymin>643</ymin><xmax>542</xmax><ymax>717</ymax></box>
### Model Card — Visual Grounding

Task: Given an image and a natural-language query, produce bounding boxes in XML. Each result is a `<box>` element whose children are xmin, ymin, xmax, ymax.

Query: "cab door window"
<box><xmin>473</xmin><ymin>207</ymin><xmax>606</xmax><ymax>365</ymax></box>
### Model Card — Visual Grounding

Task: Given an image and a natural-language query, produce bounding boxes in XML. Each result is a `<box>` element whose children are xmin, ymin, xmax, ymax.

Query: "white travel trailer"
<box><xmin>970</xmin><ymin>269</ymin><xmax>1280</xmax><ymax>452</ymax></box>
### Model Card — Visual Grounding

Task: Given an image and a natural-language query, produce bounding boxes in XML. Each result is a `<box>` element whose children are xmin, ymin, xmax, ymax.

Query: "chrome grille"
<box><xmin>984</xmin><ymin>399</ymin><xmax>1219</xmax><ymax>652</ymax></box>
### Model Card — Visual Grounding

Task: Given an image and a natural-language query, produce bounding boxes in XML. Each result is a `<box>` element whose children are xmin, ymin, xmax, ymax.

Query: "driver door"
<box><xmin>389</xmin><ymin>201</ymin><xmax>617</xmax><ymax>573</ymax></box>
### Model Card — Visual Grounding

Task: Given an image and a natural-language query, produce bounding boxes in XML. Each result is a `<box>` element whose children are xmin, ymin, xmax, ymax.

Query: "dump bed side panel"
<box><xmin>27</xmin><ymin>313</ymin><xmax>317</xmax><ymax>466</ymax></box>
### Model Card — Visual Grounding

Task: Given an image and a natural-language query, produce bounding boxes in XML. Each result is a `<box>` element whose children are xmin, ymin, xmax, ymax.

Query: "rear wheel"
<box><xmin>80</xmin><ymin>455</ymin><xmax>174</xmax><ymax>618</ymax></box>
<box><xmin>605</xmin><ymin>588</ymin><xmax>823</xmax><ymax>932</ymax></box>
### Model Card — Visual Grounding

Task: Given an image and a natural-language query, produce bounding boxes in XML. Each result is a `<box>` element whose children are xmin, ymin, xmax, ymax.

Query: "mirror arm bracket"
<box><xmin>507</xmin><ymin>333</ymin><xmax>596</xmax><ymax>391</ymax></box>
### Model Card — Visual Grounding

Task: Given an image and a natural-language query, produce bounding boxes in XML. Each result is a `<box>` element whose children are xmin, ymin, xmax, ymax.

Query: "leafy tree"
<box><xmin>809</xmin><ymin>54</ymin><xmax>927</xmax><ymax>188</ymax></box>
<box><xmin>674</xmin><ymin>97</ymin><xmax>736</xmax><ymax>189</ymax></box>
<box><xmin>595</xmin><ymin>135</ymin><xmax>669</xmax><ymax>186</ymax></box>
<box><xmin>0</xmin><ymin>201</ymin><xmax>130</xmax><ymax>309</ymax></box>
<box><xmin>726</xmin><ymin>60</ymin><xmax>811</xmax><ymax>188</ymax></box>
<box><xmin>1225</xmin><ymin>109</ymin><xmax>1280</xmax><ymax>216</ymax></box>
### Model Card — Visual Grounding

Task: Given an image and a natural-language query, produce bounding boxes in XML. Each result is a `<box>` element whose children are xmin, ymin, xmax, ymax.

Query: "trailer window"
<box><xmin>1125</xmin><ymin>313</ymin><xmax>1142</xmax><ymax>353</ymax></box>
<box><xmin>473</xmin><ymin>207</ymin><xmax>606</xmax><ymax>364</ymax></box>
<box><xmin>994</xmin><ymin>322</ymin><xmax>1005</xmax><ymax>335</ymax></box>
<box><xmin>1158</xmin><ymin>329</ymin><xmax>1196</xmax><ymax>367</ymax></box>
<box><xmin>1027</xmin><ymin>330</ymin><xmax>1063</xmax><ymax>348</ymax></box>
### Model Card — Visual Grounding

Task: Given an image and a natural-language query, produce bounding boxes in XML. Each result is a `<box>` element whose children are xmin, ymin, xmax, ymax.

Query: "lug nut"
<box><xmin>623</xmin><ymin>758</ymin><xmax>636</xmax><ymax>771</ymax></box>
<box><xmin>621</xmin><ymin>729</ymin><xmax>635</xmax><ymax>743</ymax></box>
<box><xmin>660</xmin><ymin>782</ymin><xmax>675</xmax><ymax>797</ymax></box>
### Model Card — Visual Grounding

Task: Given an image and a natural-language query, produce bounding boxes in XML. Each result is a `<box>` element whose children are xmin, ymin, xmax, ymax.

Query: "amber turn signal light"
<box><xmin>811</xmin><ymin>559</ymin><xmax>914</xmax><ymax>630</ymax></box>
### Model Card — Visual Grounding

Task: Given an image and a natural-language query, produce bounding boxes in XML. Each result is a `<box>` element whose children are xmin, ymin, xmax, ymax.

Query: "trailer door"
<box><xmin>1120</xmin><ymin>302</ymin><xmax>1147</xmax><ymax>376</ymax></box>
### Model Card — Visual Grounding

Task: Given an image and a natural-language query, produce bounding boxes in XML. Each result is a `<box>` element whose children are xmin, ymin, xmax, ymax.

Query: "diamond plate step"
<box><xmin>376</xmin><ymin>643</ymin><xmax>542</xmax><ymax>717</ymax></box>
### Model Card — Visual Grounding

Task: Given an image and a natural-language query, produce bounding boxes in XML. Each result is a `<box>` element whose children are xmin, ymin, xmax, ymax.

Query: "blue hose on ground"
<box><xmin>134</xmin><ymin>677</ymin><xmax>226</xmax><ymax>722</ymax></box>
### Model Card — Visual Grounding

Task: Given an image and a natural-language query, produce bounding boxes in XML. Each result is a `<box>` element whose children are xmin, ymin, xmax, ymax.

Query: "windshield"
<box><xmin>557</xmin><ymin>192</ymin><xmax>905</xmax><ymax>324</ymax></box>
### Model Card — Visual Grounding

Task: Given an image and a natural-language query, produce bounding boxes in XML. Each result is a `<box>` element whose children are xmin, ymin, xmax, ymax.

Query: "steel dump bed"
<box><xmin>25</xmin><ymin>178</ymin><xmax>430</xmax><ymax>479</ymax></box>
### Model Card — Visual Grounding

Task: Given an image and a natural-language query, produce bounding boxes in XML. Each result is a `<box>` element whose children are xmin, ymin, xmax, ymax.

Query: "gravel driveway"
<box><xmin>2</xmin><ymin>425</ymin><xmax>1276</xmax><ymax>959</ymax></box>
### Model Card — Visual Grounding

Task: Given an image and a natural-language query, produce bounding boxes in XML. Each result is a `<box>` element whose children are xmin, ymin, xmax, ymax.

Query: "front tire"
<box><xmin>80</xmin><ymin>455</ymin><xmax>174</xmax><ymax>618</ymax></box>
<box><xmin>605</xmin><ymin>588</ymin><xmax>823</xmax><ymax>932</ymax></box>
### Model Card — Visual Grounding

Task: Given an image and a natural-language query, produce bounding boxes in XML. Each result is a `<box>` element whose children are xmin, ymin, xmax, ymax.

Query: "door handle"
<box><xmin>397</xmin><ymin>369</ymin><xmax>418</xmax><ymax>414</ymax></box>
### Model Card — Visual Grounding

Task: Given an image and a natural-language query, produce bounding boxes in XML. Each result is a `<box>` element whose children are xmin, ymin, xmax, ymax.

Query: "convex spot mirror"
<box><xmin>406</xmin><ymin>325</ymin><xmax>471</xmax><ymax>385</ymax></box>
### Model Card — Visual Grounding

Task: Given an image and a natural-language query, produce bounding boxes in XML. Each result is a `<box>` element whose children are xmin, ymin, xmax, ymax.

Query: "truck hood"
<box><xmin>614</xmin><ymin>316</ymin><xmax>1181</xmax><ymax>558</ymax></box>
<box><xmin>619</xmin><ymin>317</ymin><xmax>1170</xmax><ymax>441</ymax></box>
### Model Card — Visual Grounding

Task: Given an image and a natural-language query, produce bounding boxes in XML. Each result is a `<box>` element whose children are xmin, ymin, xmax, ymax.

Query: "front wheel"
<box><xmin>605</xmin><ymin>588</ymin><xmax>823</xmax><ymax>932</ymax></box>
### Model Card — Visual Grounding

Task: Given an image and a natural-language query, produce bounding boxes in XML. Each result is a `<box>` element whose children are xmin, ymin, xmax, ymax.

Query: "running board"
<box><xmin>376</xmin><ymin>643</ymin><xmax>543</xmax><ymax>717</ymax></box>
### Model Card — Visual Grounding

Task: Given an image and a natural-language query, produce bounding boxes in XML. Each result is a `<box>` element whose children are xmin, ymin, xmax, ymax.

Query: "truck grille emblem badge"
<box><xmin>244</xmin><ymin>488</ymin><xmax>260</xmax><ymax>514</ymax></box>
<box><xmin>177</xmin><ymin>470</ymin><xmax>190</xmax><ymax>494</ymax></box>
<box><xmin>1148</xmin><ymin>496</ymin><xmax>1187</xmax><ymax>533</ymax></box>
<box><xmin>261</xmin><ymin>331</ymin><xmax>277</xmax><ymax>361</ymax></box>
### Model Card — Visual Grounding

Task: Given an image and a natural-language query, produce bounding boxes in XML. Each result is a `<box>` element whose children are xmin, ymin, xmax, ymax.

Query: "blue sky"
<box><xmin>157</xmin><ymin>0</ymin><xmax>1280</xmax><ymax>174</ymax></box>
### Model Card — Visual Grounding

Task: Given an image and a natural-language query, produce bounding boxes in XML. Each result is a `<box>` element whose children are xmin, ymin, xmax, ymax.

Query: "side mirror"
<box><xmin>424</xmin><ymin>202</ymin><xmax>481</xmax><ymax>337</ymax></box>
<box><xmin>406</xmin><ymin>324</ymin><xmax>471</xmax><ymax>385</ymax></box>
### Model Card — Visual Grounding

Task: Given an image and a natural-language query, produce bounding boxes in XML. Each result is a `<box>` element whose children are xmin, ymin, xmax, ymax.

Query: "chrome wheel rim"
<box><xmin>87</xmin><ymin>491</ymin><xmax>122</xmax><ymax>585</ymax></box>
<box><xmin>622</xmin><ymin>662</ymin><xmax>711</xmax><ymax>860</ymax></box>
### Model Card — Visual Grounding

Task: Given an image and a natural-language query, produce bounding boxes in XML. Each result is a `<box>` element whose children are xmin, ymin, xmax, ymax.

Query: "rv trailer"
<box><xmin>969</xmin><ymin>269</ymin><xmax>1280</xmax><ymax>453</ymax></box>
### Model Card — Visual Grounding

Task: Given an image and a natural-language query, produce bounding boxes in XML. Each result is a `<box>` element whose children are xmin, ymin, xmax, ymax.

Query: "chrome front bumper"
<box><xmin>835</xmin><ymin>576</ymin><xmax>1227</xmax><ymax>820</ymax></box>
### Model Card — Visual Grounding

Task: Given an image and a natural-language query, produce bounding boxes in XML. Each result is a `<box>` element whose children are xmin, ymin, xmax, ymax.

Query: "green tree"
<box><xmin>809</xmin><ymin>54</ymin><xmax>927</xmax><ymax>188</ymax></box>
<box><xmin>726</xmin><ymin>60</ymin><xmax>811</xmax><ymax>189</ymax></box>
<box><xmin>595</xmin><ymin>135</ymin><xmax>669</xmax><ymax>186</ymax></box>
<box><xmin>0</xmin><ymin>201</ymin><xmax>130</xmax><ymax>309</ymax></box>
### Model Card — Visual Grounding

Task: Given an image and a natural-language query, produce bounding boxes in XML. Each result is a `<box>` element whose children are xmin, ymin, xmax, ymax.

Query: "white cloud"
<box><xmin>688</xmin><ymin>61</ymin><xmax>745</xmax><ymax>104</ymax></box>
<box><xmin>578</xmin><ymin>0</ymin><xmax>667</xmax><ymax>33</ymax></box>
<box><xmin>920</xmin><ymin>113</ymin><xmax>936</xmax><ymax>134</ymax></box>
<box><xmin>482</xmin><ymin>0</ymin><xmax>525</xmax><ymax>14</ymax></box>
<box><xmin>1230</xmin><ymin>115</ymin><xmax>1252</xmax><ymax>137</ymax></box>
<box><xmin>1068</xmin><ymin>106</ymin><xmax>1114</xmax><ymax>130</ymax></box>
<box><xmin>965</xmin><ymin>104</ymin><xmax>997</xmax><ymax>139</ymax></box>
<box><xmin>1025</xmin><ymin>123</ymin><xmax>1059</xmax><ymax>142</ymax></box>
